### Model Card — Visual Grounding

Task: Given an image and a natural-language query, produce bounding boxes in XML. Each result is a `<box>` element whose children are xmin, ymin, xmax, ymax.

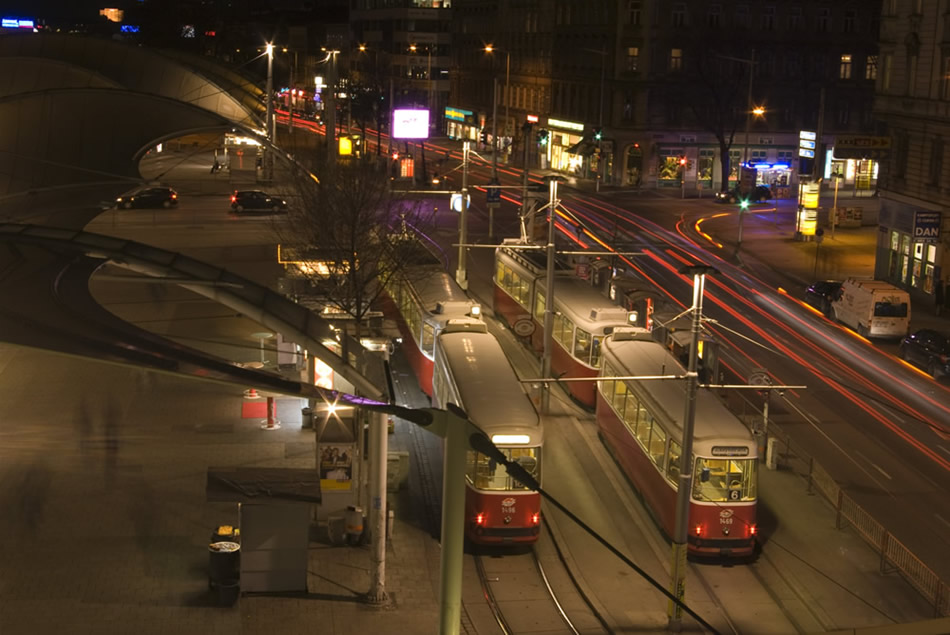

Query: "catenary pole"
<box><xmin>540</xmin><ymin>179</ymin><xmax>558</xmax><ymax>413</ymax></box>
<box><xmin>668</xmin><ymin>265</ymin><xmax>717</xmax><ymax>628</ymax></box>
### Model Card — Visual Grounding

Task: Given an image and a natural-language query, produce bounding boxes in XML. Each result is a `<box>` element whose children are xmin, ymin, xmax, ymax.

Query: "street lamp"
<box><xmin>581</xmin><ymin>47</ymin><xmax>608</xmax><ymax>192</ymax></box>
<box><xmin>484</xmin><ymin>45</ymin><xmax>510</xmax><ymax>150</ymax></box>
<box><xmin>265</xmin><ymin>42</ymin><xmax>275</xmax><ymax>181</ymax></box>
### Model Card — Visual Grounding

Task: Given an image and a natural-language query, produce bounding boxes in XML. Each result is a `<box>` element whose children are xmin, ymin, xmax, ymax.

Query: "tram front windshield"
<box><xmin>466</xmin><ymin>447</ymin><xmax>540</xmax><ymax>491</ymax></box>
<box><xmin>692</xmin><ymin>457</ymin><xmax>757</xmax><ymax>502</ymax></box>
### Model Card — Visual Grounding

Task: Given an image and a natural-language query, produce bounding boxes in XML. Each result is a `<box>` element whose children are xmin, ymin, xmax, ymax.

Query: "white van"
<box><xmin>830</xmin><ymin>278</ymin><xmax>911</xmax><ymax>339</ymax></box>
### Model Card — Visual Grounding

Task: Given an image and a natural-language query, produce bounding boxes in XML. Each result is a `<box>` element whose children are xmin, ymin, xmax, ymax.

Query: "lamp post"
<box><xmin>540</xmin><ymin>178</ymin><xmax>559</xmax><ymax>414</ymax></box>
<box><xmin>717</xmin><ymin>50</ymin><xmax>758</xmax><ymax>251</ymax></box>
<box><xmin>668</xmin><ymin>264</ymin><xmax>718</xmax><ymax>629</ymax></box>
<box><xmin>582</xmin><ymin>47</ymin><xmax>608</xmax><ymax>192</ymax></box>
<box><xmin>485</xmin><ymin>46</ymin><xmax>510</xmax><ymax>153</ymax></box>
<box><xmin>265</xmin><ymin>42</ymin><xmax>275</xmax><ymax>181</ymax></box>
<box><xmin>455</xmin><ymin>141</ymin><xmax>470</xmax><ymax>290</ymax></box>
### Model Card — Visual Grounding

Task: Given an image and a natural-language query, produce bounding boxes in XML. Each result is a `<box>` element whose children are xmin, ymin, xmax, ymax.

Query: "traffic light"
<box><xmin>593</xmin><ymin>128</ymin><xmax>603</xmax><ymax>141</ymax></box>
<box><xmin>479</xmin><ymin>129</ymin><xmax>488</xmax><ymax>144</ymax></box>
<box><xmin>537</xmin><ymin>129</ymin><xmax>549</xmax><ymax>145</ymax></box>
<box><xmin>739</xmin><ymin>199</ymin><xmax>750</xmax><ymax>210</ymax></box>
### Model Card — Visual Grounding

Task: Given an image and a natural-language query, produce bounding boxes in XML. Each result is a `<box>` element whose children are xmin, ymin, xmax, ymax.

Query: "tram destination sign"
<box><xmin>711</xmin><ymin>446</ymin><xmax>750</xmax><ymax>457</ymax></box>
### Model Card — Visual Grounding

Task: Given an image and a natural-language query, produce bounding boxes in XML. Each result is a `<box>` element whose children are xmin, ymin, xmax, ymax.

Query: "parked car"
<box><xmin>230</xmin><ymin>190</ymin><xmax>288</xmax><ymax>214</ymax></box>
<box><xmin>804</xmin><ymin>280</ymin><xmax>843</xmax><ymax>316</ymax></box>
<box><xmin>115</xmin><ymin>186</ymin><xmax>178</xmax><ymax>209</ymax></box>
<box><xmin>898</xmin><ymin>328</ymin><xmax>950</xmax><ymax>378</ymax></box>
<box><xmin>714</xmin><ymin>184</ymin><xmax>772</xmax><ymax>204</ymax></box>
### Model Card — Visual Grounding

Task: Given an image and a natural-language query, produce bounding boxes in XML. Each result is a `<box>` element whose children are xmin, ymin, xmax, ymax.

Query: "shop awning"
<box><xmin>567</xmin><ymin>139</ymin><xmax>597</xmax><ymax>156</ymax></box>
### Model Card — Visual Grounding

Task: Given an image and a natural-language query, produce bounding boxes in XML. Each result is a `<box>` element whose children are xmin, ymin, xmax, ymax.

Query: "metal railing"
<box><xmin>747</xmin><ymin>401</ymin><xmax>950</xmax><ymax>617</ymax></box>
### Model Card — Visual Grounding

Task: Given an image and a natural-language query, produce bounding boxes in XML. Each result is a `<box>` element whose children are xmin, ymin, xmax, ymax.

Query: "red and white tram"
<box><xmin>494</xmin><ymin>242</ymin><xmax>636</xmax><ymax>408</ymax></box>
<box><xmin>432</xmin><ymin>319</ymin><xmax>543</xmax><ymax>545</ymax></box>
<box><xmin>382</xmin><ymin>261</ymin><xmax>481</xmax><ymax>397</ymax></box>
<box><xmin>596</xmin><ymin>328</ymin><xmax>757</xmax><ymax>558</ymax></box>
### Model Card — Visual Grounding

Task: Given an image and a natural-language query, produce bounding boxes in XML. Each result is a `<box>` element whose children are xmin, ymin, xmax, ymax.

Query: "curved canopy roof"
<box><xmin>0</xmin><ymin>33</ymin><xmax>265</xmax><ymax>196</ymax></box>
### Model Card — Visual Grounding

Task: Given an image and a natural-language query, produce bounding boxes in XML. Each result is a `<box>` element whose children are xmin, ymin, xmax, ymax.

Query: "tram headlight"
<box><xmin>469</xmin><ymin>305</ymin><xmax>481</xmax><ymax>318</ymax></box>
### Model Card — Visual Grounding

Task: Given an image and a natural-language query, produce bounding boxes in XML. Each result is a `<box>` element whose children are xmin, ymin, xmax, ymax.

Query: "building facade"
<box><xmin>450</xmin><ymin>0</ymin><xmax>881</xmax><ymax>195</ymax></box>
<box><xmin>874</xmin><ymin>0</ymin><xmax>950</xmax><ymax>306</ymax></box>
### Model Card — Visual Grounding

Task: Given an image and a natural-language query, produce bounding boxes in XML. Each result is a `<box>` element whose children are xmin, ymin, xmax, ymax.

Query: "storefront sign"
<box><xmin>547</xmin><ymin>117</ymin><xmax>584</xmax><ymax>132</ymax></box>
<box><xmin>834</xmin><ymin>135</ymin><xmax>891</xmax><ymax>160</ymax></box>
<box><xmin>913</xmin><ymin>210</ymin><xmax>941</xmax><ymax>242</ymax></box>
<box><xmin>444</xmin><ymin>106</ymin><xmax>473</xmax><ymax>122</ymax></box>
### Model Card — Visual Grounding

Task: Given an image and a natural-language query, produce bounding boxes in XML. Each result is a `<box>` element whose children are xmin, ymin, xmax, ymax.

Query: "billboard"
<box><xmin>392</xmin><ymin>109</ymin><xmax>430</xmax><ymax>139</ymax></box>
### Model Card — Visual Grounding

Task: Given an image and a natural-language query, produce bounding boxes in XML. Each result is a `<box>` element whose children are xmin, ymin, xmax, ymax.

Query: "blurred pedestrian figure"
<box><xmin>211</xmin><ymin>158</ymin><xmax>220</xmax><ymax>173</ymax></box>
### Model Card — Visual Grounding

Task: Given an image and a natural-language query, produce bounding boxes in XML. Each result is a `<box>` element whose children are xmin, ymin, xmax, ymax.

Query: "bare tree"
<box><xmin>676</xmin><ymin>46</ymin><xmax>749</xmax><ymax>192</ymax></box>
<box><xmin>278</xmin><ymin>154</ymin><xmax>436</xmax><ymax>341</ymax></box>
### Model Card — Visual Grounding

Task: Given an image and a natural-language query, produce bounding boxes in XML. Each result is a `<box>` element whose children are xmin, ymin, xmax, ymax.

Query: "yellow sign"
<box><xmin>801</xmin><ymin>183</ymin><xmax>819</xmax><ymax>209</ymax></box>
<box><xmin>339</xmin><ymin>136</ymin><xmax>352</xmax><ymax>155</ymax></box>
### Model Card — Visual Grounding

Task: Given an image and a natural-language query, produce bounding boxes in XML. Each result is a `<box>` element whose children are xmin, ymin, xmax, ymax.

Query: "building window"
<box><xmin>843</xmin><ymin>10</ymin><xmax>856</xmax><ymax>33</ymax></box>
<box><xmin>817</xmin><ymin>8</ymin><xmax>831</xmax><ymax>32</ymax></box>
<box><xmin>762</xmin><ymin>6</ymin><xmax>774</xmax><ymax>30</ymax></box>
<box><xmin>866</xmin><ymin>55</ymin><xmax>878</xmax><ymax>80</ymax></box>
<box><xmin>628</xmin><ymin>0</ymin><xmax>641</xmax><ymax>25</ymax></box>
<box><xmin>840</xmin><ymin>54</ymin><xmax>852</xmax><ymax>79</ymax></box>
<box><xmin>626</xmin><ymin>47</ymin><xmax>639</xmax><ymax>72</ymax></box>
<box><xmin>672</xmin><ymin>3</ymin><xmax>686</xmax><ymax>27</ymax></box>
<box><xmin>882</xmin><ymin>53</ymin><xmax>893</xmax><ymax>93</ymax></box>
<box><xmin>894</xmin><ymin>131</ymin><xmax>908</xmax><ymax>179</ymax></box>
<box><xmin>789</xmin><ymin>6</ymin><xmax>803</xmax><ymax>30</ymax></box>
<box><xmin>908</xmin><ymin>54</ymin><xmax>919</xmax><ymax>96</ymax></box>
<box><xmin>929</xmin><ymin>137</ymin><xmax>944</xmax><ymax>185</ymax></box>
<box><xmin>707</xmin><ymin>4</ymin><xmax>721</xmax><ymax>27</ymax></box>
<box><xmin>735</xmin><ymin>5</ymin><xmax>749</xmax><ymax>28</ymax></box>
<box><xmin>837</xmin><ymin>102</ymin><xmax>850</xmax><ymax>125</ymax></box>
<box><xmin>670</xmin><ymin>48</ymin><xmax>683</xmax><ymax>71</ymax></box>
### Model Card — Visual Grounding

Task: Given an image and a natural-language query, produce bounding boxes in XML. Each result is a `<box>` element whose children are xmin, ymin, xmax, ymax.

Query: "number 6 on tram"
<box><xmin>596</xmin><ymin>328</ymin><xmax>757</xmax><ymax>559</ymax></box>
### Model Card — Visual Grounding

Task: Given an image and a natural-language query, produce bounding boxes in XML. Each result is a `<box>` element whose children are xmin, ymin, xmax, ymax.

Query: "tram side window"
<box><xmin>692</xmin><ymin>457</ymin><xmax>757</xmax><ymax>502</ymax></box>
<box><xmin>667</xmin><ymin>438</ymin><xmax>681</xmax><ymax>483</ymax></box>
<box><xmin>514</xmin><ymin>274</ymin><xmax>531</xmax><ymax>307</ymax></box>
<box><xmin>621</xmin><ymin>387</ymin><xmax>638</xmax><ymax>430</ymax></box>
<box><xmin>635</xmin><ymin>403</ymin><xmax>652</xmax><ymax>447</ymax></box>
<box><xmin>534</xmin><ymin>290</ymin><xmax>545</xmax><ymax>321</ymax></box>
<box><xmin>648</xmin><ymin>425</ymin><xmax>667</xmax><ymax>470</ymax></box>
<box><xmin>611</xmin><ymin>374</ymin><xmax>627</xmax><ymax>417</ymax></box>
<box><xmin>574</xmin><ymin>328</ymin><xmax>592</xmax><ymax>365</ymax></box>
<box><xmin>422</xmin><ymin>323</ymin><xmax>435</xmax><ymax>357</ymax></box>
<box><xmin>555</xmin><ymin>314</ymin><xmax>575</xmax><ymax>349</ymax></box>
<box><xmin>495</xmin><ymin>261</ymin><xmax>506</xmax><ymax>287</ymax></box>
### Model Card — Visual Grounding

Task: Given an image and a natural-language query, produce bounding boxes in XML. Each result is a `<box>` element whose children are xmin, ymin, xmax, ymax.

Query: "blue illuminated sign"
<box><xmin>121</xmin><ymin>25</ymin><xmax>140</xmax><ymax>33</ymax></box>
<box><xmin>1</xmin><ymin>17</ymin><xmax>35</xmax><ymax>29</ymax></box>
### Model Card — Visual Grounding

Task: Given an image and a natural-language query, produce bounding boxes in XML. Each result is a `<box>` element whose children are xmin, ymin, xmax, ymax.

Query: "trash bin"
<box><xmin>208</xmin><ymin>541</ymin><xmax>240</xmax><ymax>605</ymax></box>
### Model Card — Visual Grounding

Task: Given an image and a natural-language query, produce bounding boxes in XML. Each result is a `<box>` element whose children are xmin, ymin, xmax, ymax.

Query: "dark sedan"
<box><xmin>230</xmin><ymin>190</ymin><xmax>288</xmax><ymax>214</ymax></box>
<box><xmin>898</xmin><ymin>329</ymin><xmax>950</xmax><ymax>378</ymax></box>
<box><xmin>804</xmin><ymin>280</ymin><xmax>843</xmax><ymax>317</ymax></box>
<box><xmin>714</xmin><ymin>184</ymin><xmax>772</xmax><ymax>204</ymax></box>
<box><xmin>115</xmin><ymin>186</ymin><xmax>178</xmax><ymax>209</ymax></box>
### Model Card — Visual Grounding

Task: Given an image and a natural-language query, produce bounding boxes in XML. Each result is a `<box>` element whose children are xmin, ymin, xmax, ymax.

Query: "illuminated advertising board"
<box><xmin>392</xmin><ymin>109</ymin><xmax>430</xmax><ymax>139</ymax></box>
